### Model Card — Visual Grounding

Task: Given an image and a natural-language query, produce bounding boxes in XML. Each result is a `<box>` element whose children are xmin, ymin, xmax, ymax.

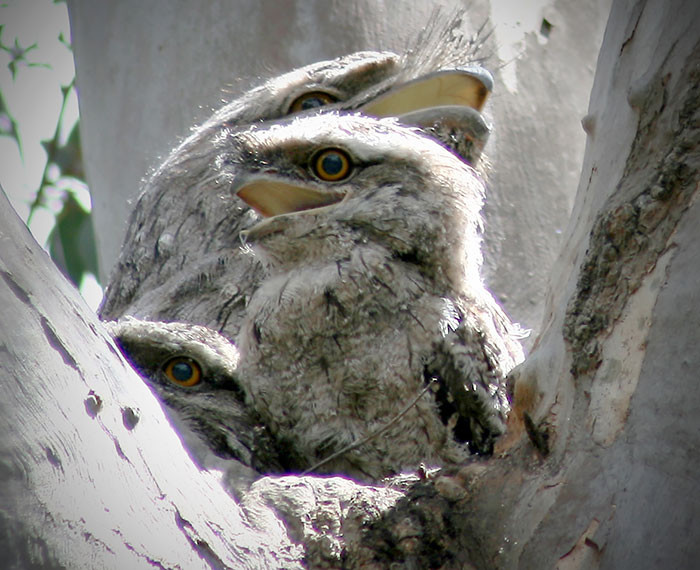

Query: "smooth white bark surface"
<box><xmin>0</xmin><ymin>189</ymin><xmax>302</xmax><ymax>569</ymax></box>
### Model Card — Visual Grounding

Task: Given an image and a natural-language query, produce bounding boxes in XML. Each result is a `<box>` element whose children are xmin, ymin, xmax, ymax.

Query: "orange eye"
<box><xmin>312</xmin><ymin>148</ymin><xmax>352</xmax><ymax>182</ymax></box>
<box><xmin>163</xmin><ymin>357</ymin><xmax>202</xmax><ymax>387</ymax></box>
<box><xmin>288</xmin><ymin>91</ymin><xmax>338</xmax><ymax>113</ymax></box>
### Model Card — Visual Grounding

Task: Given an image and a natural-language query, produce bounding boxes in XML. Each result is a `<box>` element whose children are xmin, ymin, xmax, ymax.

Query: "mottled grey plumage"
<box><xmin>220</xmin><ymin>113</ymin><xmax>523</xmax><ymax>480</ymax></box>
<box><xmin>100</xmin><ymin>20</ymin><xmax>520</xmax><ymax>482</ymax></box>
<box><xmin>99</xmin><ymin>20</ymin><xmax>493</xmax><ymax>340</ymax></box>
<box><xmin>106</xmin><ymin>318</ymin><xmax>290</xmax><ymax>491</ymax></box>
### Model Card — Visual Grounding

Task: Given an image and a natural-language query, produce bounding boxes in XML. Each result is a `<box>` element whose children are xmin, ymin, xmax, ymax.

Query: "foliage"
<box><xmin>0</xmin><ymin>14</ymin><xmax>97</xmax><ymax>287</ymax></box>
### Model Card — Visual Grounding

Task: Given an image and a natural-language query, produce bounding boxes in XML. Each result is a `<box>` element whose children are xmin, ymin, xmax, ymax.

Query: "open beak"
<box><xmin>361</xmin><ymin>66</ymin><xmax>492</xmax><ymax>117</ymax></box>
<box><xmin>234</xmin><ymin>175</ymin><xmax>345</xmax><ymax>218</ymax></box>
<box><xmin>234</xmin><ymin>67</ymin><xmax>494</xmax><ymax>222</ymax></box>
<box><xmin>361</xmin><ymin>66</ymin><xmax>492</xmax><ymax>164</ymax></box>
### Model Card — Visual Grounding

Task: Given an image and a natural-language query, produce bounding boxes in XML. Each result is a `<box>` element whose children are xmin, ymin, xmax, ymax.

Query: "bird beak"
<box><xmin>240</xmin><ymin>215</ymin><xmax>288</xmax><ymax>244</ymax></box>
<box><xmin>238</xmin><ymin>196</ymin><xmax>343</xmax><ymax>244</ymax></box>
<box><xmin>360</xmin><ymin>66</ymin><xmax>493</xmax><ymax>117</ymax></box>
<box><xmin>232</xmin><ymin>174</ymin><xmax>345</xmax><ymax>218</ymax></box>
<box><xmin>397</xmin><ymin>104</ymin><xmax>491</xmax><ymax>159</ymax></box>
<box><xmin>360</xmin><ymin>66</ymin><xmax>492</xmax><ymax>163</ymax></box>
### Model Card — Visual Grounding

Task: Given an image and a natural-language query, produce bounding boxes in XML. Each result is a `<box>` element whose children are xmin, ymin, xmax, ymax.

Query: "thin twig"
<box><xmin>27</xmin><ymin>77</ymin><xmax>75</xmax><ymax>223</ymax></box>
<box><xmin>302</xmin><ymin>378</ymin><xmax>437</xmax><ymax>475</ymax></box>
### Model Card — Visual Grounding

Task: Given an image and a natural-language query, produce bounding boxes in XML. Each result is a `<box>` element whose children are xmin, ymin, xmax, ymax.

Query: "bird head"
<box><xmin>212</xmin><ymin>51</ymin><xmax>492</xmax><ymax>166</ymax></box>
<box><xmin>101</xmin><ymin>17</ymin><xmax>494</xmax><ymax>322</ymax></box>
<box><xmin>204</xmin><ymin>8</ymin><xmax>495</xmax><ymax>164</ymax></box>
<box><xmin>219</xmin><ymin>113</ymin><xmax>485</xmax><ymax>286</ymax></box>
<box><xmin>108</xmin><ymin>318</ymin><xmax>297</xmax><ymax>476</ymax></box>
<box><xmin>107</xmin><ymin>318</ymin><xmax>248</xmax><ymax>456</ymax></box>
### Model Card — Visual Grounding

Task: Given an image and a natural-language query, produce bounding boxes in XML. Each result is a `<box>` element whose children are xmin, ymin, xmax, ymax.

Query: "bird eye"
<box><xmin>288</xmin><ymin>91</ymin><xmax>338</xmax><ymax>113</ymax></box>
<box><xmin>163</xmin><ymin>357</ymin><xmax>202</xmax><ymax>387</ymax></box>
<box><xmin>312</xmin><ymin>148</ymin><xmax>352</xmax><ymax>182</ymax></box>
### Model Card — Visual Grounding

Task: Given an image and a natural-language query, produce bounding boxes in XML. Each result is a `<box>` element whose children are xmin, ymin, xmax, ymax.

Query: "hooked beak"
<box><xmin>361</xmin><ymin>66</ymin><xmax>492</xmax><ymax>117</ymax></box>
<box><xmin>361</xmin><ymin>66</ymin><xmax>492</xmax><ymax>164</ymax></box>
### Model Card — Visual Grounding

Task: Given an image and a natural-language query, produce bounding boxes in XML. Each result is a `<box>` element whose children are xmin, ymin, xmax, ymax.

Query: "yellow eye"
<box><xmin>313</xmin><ymin>148</ymin><xmax>352</xmax><ymax>182</ymax></box>
<box><xmin>288</xmin><ymin>91</ymin><xmax>338</xmax><ymax>113</ymax></box>
<box><xmin>163</xmin><ymin>357</ymin><xmax>202</xmax><ymax>387</ymax></box>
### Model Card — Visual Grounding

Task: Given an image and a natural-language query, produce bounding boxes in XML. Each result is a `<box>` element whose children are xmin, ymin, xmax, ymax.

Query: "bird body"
<box><xmin>238</xmin><ymin>245</ymin><xmax>491</xmax><ymax>478</ymax></box>
<box><xmin>224</xmin><ymin>113</ymin><xmax>522</xmax><ymax>479</ymax></box>
<box><xmin>102</xmin><ymin>29</ymin><xmax>522</xmax><ymax>482</ymax></box>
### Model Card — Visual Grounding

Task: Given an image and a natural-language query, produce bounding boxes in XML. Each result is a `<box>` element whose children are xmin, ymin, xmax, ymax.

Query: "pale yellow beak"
<box><xmin>235</xmin><ymin>68</ymin><xmax>494</xmax><ymax>221</ymax></box>
<box><xmin>236</xmin><ymin>178</ymin><xmax>345</xmax><ymax>218</ymax></box>
<box><xmin>361</xmin><ymin>67</ymin><xmax>492</xmax><ymax>118</ymax></box>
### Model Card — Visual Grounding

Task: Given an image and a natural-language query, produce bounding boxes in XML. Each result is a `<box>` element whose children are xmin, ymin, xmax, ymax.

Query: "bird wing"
<box><xmin>424</xmin><ymin>297</ymin><xmax>524</xmax><ymax>455</ymax></box>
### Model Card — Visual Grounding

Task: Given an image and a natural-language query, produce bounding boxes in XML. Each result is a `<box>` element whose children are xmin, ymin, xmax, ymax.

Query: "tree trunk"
<box><xmin>471</xmin><ymin>0</ymin><xmax>700</xmax><ymax>566</ymax></box>
<box><xmin>3</xmin><ymin>0</ymin><xmax>698</xmax><ymax>567</ymax></box>
<box><xmin>0</xmin><ymin>189</ymin><xmax>303</xmax><ymax>568</ymax></box>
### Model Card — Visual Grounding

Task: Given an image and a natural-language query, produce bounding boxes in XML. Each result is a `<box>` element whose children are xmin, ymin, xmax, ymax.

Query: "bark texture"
<box><xmin>0</xmin><ymin>190</ymin><xmax>303</xmax><ymax>568</ymax></box>
<box><xmin>469</xmin><ymin>0</ymin><xmax>700</xmax><ymax>567</ymax></box>
<box><xmin>2</xmin><ymin>0</ymin><xmax>698</xmax><ymax>568</ymax></box>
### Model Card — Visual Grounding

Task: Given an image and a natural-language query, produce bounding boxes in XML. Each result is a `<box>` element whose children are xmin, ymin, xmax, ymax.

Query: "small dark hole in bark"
<box><xmin>122</xmin><ymin>406</ymin><xmax>140</xmax><ymax>430</ymax></box>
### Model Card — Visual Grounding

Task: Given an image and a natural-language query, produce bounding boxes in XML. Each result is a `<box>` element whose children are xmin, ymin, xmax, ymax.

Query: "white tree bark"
<box><xmin>3</xmin><ymin>0</ymin><xmax>698</xmax><ymax>567</ymax></box>
<box><xmin>471</xmin><ymin>0</ymin><xmax>700</xmax><ymax>566</ymax></box>
<box><xmin>0</xmin><ymin>189</ymin><xmax>303</xmax><ymax>568</ymax></box>
<box><xmin>67</xmin><ymin>0</ymin><xmax>612</xmax><ymax>334</ymax></box>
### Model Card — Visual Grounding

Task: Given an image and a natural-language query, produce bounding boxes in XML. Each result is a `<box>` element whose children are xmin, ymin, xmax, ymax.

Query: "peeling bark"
<box><xmin>3</xmin><ymin>0</ymin><xmax>699</xmax><ymax>568</ymax></box>
<box><xmin>564</xmin><ymin>43</ymin><xmax>699</xmax><ymax>378</ymax></box>
<box><xmin>463</xmin><ymin>1</ymin><xmax>700</xmax><ymax>567</ymax></box>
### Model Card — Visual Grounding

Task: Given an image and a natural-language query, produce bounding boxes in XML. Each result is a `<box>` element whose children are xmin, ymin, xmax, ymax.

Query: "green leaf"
<box><xmin>48</xmin><ymin>192</ymin><xmax>99</xmax><ymax>286</ymax></box>
<box><xmin>0</xmin><ymin>90</ymin><xmax>21</xmax><ymax>150</ymax></box>
<box><xmin>53</xmin><ymin>123</ymin><xmax>84</xmax><ymax>180</ymax></box>
<box><xmin>1</xmin><ymin>36</ymin><xmax>49</xmax><ymax>78</ymax></box>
